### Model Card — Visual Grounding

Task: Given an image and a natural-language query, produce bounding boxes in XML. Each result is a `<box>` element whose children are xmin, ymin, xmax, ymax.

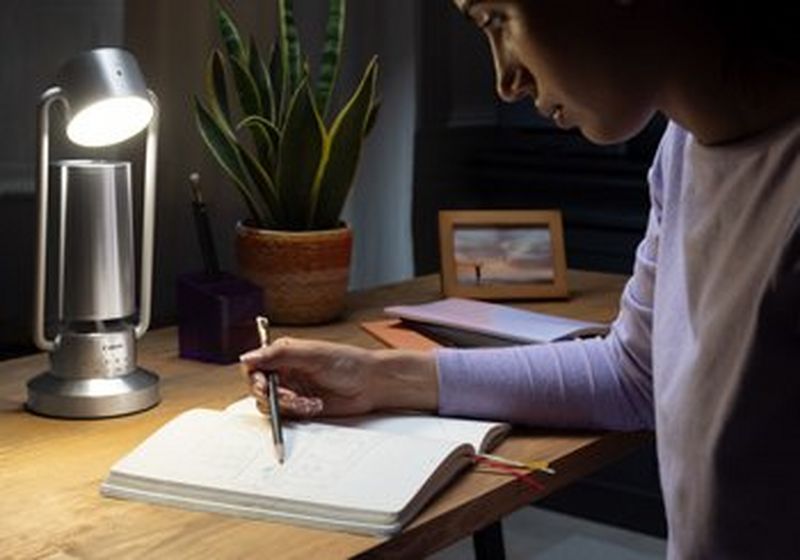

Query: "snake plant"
<box><xmin>194</xmin><ymin>0</ymin><xmax>380</xmax><ymax>230</ymax></box>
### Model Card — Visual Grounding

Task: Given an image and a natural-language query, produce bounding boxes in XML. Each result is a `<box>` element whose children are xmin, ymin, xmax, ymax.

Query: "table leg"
<box><xmin>472</xmin><ymin>520</ymin><xmax>506</xmax><ymax>560</ymax></box>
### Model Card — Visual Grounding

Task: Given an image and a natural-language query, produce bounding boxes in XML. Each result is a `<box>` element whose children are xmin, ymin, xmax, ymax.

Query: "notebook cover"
<box><xmin>360</xmin><ymin>319</ymin><xmax>443</xmax><ymax>351</ymax></box>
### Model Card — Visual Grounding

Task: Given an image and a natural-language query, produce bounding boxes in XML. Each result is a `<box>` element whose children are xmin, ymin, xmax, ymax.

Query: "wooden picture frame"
<box><xmin>438</xmin><ymin>210</ymin><xmax>569</xmax><ymax>300</ymax></box>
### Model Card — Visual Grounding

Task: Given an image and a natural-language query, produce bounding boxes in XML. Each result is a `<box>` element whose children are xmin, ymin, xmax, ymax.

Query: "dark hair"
<box><xmin>714</xmin><ymin>2</ymin><xmax>800</xmax><ymax>69</ymax></box>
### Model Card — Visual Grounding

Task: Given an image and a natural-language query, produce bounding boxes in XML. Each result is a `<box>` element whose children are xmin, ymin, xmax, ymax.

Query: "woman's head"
<box><xmin>455</xmin><ymin>0</ymin><xmax>664</xmax><ymax>144</ymax></box>
<box><xmin>454</xmin><ymin>0</ymin><xmax>800</xmax><ymax>145</ymax></box>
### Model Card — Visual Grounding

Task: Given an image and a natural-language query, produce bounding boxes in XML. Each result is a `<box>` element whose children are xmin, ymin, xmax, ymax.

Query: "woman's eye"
<box><xmin>479</xmin><ymin>11</ymin><xmax>507</xmax><ymax>32</ymax></box>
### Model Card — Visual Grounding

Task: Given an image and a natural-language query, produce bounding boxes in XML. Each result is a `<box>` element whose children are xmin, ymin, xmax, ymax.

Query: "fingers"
<box><xmin>239</xmin><ymin>336</ymin><xmax>298</xmax><ymax>368</ymax></box>
<box><xmin>250</xmin><ymin>371</ymin><xmax>267</xmax><ymax>394</ymax></box>
<box><xmin>283</xmin><ymin>398</ymin><xmax>324</xmax><ymax>418</ymax></box>
<box><xmin>239</xmin><ymin>336</ymin><xmax>370</xmax><ymax>420</ymax></box>
<box><xmin>239</xmin><ymin>341</ymin><xmax>285</xmax><ymax>408</ymax></box>
<box><xmin>248</xmin><ymin>371</ymin><xmax>270</xmax><ymax>421</ymax></box>
<box><xmin>278</xmin><ymin>387</ymin><xmax>324</xmax><ymax>418</ymax></box>
<box><xmin>239</xmin><ymin>337</ymin><xmax>318</xmax><ymax>418</ymax></box>
<box><xmin>246</xmin><ymin>373</ymin><xmax>324</xmax><ymax>420</ymax></box>
<box><xmin>239</xmin><ymin>336</ymin><xmax>337</xmax><ymax>373</ymax></box>
<box><xmin>264</xmin><ymin>386</ymin><xmax>324</xmax><ymax>419</ymax></box>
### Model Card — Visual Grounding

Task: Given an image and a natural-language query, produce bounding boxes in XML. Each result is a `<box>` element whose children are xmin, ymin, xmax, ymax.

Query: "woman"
<box><xmin>242</xmin><ymin>1</ymin><xmax>800</xmax><ymax>557</ymax></box>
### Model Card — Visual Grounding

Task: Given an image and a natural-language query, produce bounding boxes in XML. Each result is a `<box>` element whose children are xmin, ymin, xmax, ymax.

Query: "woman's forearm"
<box><xmin>369</xmin><ymin>349</ymin><xmax>439</xmax><ymax>412</ymax></box>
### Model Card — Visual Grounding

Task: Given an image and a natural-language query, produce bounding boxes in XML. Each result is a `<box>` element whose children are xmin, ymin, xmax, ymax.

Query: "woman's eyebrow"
<box><xmin>460</xmin><ymin>0</ymin><xmax>484</xmax><ymax>19</ymax></box>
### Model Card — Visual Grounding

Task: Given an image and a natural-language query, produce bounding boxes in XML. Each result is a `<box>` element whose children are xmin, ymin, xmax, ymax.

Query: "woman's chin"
<box><xmin>579</xmin><ymin>120</ymin><xmax>649</xmax><ymax>146</ymax></box>
<box><xmin>580</xmin><ymin>108</ymin><xmax>659</xmax><ymax>145</ymax></box>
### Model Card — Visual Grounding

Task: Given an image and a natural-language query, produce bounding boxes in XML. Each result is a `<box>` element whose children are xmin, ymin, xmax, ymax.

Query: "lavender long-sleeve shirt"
<box><xmin>436</xmin><ymin>120</ymin><xmax>800</xmax><ymax>558</ymax></box>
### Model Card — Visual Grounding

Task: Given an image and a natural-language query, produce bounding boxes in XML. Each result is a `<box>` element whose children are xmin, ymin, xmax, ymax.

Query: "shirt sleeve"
<box><xmin>435</xmin><ymin>131</ymin><xmax>674</xmax><ymax>431</ymax></box>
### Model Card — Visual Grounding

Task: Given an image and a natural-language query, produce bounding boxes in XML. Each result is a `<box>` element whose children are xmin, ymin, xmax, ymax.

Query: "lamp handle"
<box><xmin>33</xmin><ymin>87</ymin><xmax>66</xmax><ymax>352</ymax></box>
<box><xmin>134</xmin><ymin>90</ymin><xmax>159</xmax><ymax>339</ymax></box>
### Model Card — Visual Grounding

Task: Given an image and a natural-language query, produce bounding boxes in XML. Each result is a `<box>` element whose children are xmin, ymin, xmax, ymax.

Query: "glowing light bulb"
<box><xmin>66</xmin><ymin>96</ymin><xmax>154</xmax><ymax>147</ymax></box>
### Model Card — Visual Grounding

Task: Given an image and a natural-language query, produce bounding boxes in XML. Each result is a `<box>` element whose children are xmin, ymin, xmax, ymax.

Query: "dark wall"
<box><xmin>0</xmin><ymin>194</ymin><xmax>36</xmax><ymax>359</ymax></box>
<box><xmin>413</xmin><ymin>123</ymin><xmax>663</xmax><ymax>276</ymax></box>
<box><xmin>0</xmin><ymin>1</ymin><xmax>125</xmax><ymax>360</ymax></box>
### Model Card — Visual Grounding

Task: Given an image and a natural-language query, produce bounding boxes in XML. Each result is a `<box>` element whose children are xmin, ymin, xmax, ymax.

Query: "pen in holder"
<box><xmin>189</xmin><ymin>172</ymin><xmax>220</xmax><ymax>276</ymax></box>
<box><xmin>177</xmin><ymin>173</ymin><xmax>263</xmax><ymax>363</ymax></box>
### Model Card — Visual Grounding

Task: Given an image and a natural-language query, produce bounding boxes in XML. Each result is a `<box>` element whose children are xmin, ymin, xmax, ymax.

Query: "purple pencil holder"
<box><xmin>177</xmin><ymin>271</ymin><xmax>264</xmax><ymax>364</ymax></box>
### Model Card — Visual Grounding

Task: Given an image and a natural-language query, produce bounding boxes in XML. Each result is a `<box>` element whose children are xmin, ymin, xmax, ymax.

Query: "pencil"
<box><xmin>256</xmin><ymin>316</ymin><xmax>285</xmax><ymax>464</ymax></box>
<box><xmin>188</xmin><ymin>173</ymin><xmax>220</xmax><ymax>276</ymax></box>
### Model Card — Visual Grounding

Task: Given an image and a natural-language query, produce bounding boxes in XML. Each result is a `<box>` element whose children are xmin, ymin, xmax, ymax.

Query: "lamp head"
<box><xmin>56</xmin><ymin>47</ymin><xmax>154</xmax><ymax>147</ymax></box>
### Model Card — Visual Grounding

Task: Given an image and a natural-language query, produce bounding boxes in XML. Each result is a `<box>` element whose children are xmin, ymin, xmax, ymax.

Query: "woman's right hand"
<box><xmin>239</xmin><ymin>337</ymin><xmax>439</xmax><ymax>420</ymax></box>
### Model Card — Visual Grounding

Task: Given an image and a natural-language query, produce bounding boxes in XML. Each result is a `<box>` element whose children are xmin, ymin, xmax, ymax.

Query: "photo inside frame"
<box><xmin>453</xmin><ymin>225</ymin><xmax>554</xmax><ymax>286</ymax></box>
<box><xmin>438</xmin><ymin>209</ymin><xmax>568</xmax><ymax>300</ymax></box>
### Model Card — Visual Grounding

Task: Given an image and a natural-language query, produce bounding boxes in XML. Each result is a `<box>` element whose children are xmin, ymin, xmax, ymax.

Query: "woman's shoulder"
<box><xmin>647</xmin><ymin>120</ymin><xmax>689</xmax><ymax>198</ymax></box>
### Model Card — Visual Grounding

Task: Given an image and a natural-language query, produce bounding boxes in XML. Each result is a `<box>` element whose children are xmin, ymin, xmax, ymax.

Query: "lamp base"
<box><xmin>26</xmin><ymin>368</ymin><xmax>160</xmax><ymax>419</ymax></box>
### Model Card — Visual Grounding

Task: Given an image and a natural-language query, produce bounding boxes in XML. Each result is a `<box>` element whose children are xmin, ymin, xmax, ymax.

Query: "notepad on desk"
<box><xmin>383</xmin><ymin>297</ymin><xmax>608</xmax><ymax>348</ymax></box>
<box><xmin>101</xmin><ymin>397</ymin><xmax>510</xmax><ymax>536</ymax></box>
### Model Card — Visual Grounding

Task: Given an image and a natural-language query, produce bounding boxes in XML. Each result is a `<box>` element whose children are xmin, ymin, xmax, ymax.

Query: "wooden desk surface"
<box><xmin>0</xmin><ymin>271</ymin><xmax>646</xmax><ymax>559</ymax></box>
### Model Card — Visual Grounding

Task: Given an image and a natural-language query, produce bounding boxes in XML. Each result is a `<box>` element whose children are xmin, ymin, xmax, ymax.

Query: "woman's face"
<box><xmin>454</xmin><ymin>0</ymin><xmax>662</xmax><ymax>144</ymax></box>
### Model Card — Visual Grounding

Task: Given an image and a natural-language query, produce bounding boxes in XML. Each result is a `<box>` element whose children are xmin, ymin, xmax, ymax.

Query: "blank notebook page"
<box><xmin>109</xmin><ymin>409</ymin><xmax>465</xmax><ymax>521</ymax></box>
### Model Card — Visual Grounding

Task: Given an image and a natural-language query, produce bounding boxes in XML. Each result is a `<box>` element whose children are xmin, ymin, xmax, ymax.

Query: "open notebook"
<box><xmin>383</xmin><ymin>298</ymin><xmax>608</xmax><ymax>347</ymax></box>
<box><xmin>101</xmin><ymin>397</ymin><xmax>510</xmax><ymax>536</ymax></box>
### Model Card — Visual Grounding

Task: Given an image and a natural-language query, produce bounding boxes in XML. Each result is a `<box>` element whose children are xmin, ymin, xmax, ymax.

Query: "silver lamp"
<box><xmin>27</xmin><ymin>47</ymin><xmax>160</xmax><ymax>418</ymax></box>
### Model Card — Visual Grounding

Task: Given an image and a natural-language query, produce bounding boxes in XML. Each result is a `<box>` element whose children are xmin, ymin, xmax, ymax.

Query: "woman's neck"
<box><xmin>658</xmin><ymin>16</ymin><xmax>800</xmax><ymax>146</ymax></box>
<box><xmin>668</xmin><ymin>71</ymin><xmax>800</xmax><ymax>146</ymax></box>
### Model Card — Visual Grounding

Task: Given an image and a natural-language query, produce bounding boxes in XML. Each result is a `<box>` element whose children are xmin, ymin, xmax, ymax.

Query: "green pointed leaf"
<box><xmin>248</xmin><ymin>36</ymin><xmax>275</xmax><ymax>121</ymax></box>
<box><xmin>311</xmin><ymin>57</ymin><xmax>379</xmax><ymax>228</ymax></box>
<box><xmin>215</xmin><ymin>1</ymin><xmax>247</xmax><ymax>62</ymax></box>
<box><xmin>205</xmin><ymin>49</ymin><xmax>230</xmax><ymax>124</ymax></box>
<box><xmin>236</xmin><ymin>116</ymin><xmax>272</xmax><ymax>174</ymax></box>
<box><xmin>193</xmin><ymin>96</ymin><xmax>274</xmax><ymax>227</ymax></box>
<box><xmin>277</xmin><ymin>79</ymin><xmax>325</xmax><ymax>229</ymax></box>
<box><xmin>315</xmin><ymin>0</ymin><xmax>345</xmax><ymax>120</ymax></box>
<box><xmin>278</xmin><ymin>0</ymin><xmax>301</xmax><ymax>99</ymax></box>
<box><xmin>236</xmin><ymin>143</ymin><xmax>284</xmax><ymax>225</ymax></box>
<box><xmin>230</xmin><ymin>55</ymin><xmax>262</xmax><ymax>118</ymax></box>
<box><xmin>268</xmin><ymin>41</ymin><xmax>287</xmax><ymax>126</ymax></box>
<box><xmin>237</xmin><ymin>115</ymin><xmax>281</xmax><ymax>175</ymax></box>
<box><xmin>364</xmin><ymin>98</ymin><xmax>382</xmax><ymax>137</ymax></box>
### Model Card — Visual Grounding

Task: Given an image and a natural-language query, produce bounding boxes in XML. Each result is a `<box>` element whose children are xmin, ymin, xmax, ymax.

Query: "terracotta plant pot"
<box><xmin>235</xmin><ymin>222</ymin><xmax>352</xmax><ymax>325</ymax></box>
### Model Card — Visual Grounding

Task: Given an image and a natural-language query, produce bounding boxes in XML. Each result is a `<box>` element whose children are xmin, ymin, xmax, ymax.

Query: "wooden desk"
<box><xmin>0</xmin><ymin>271</ymin><xmax>646</xmax><ymax>559</ymax></box>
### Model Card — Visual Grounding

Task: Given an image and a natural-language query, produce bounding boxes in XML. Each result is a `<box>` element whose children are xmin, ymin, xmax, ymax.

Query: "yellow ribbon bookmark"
<box><xmin>476</xmin><ymin>453</ymin><xmax>556</xmax><ymax>475</ymax></box>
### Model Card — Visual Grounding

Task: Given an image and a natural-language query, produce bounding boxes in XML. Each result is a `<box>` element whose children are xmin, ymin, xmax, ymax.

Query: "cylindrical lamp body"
<box><xmin>57</xmin><ymin>160</ymin><xmax>135</xmax><ymax>322</ymax></box>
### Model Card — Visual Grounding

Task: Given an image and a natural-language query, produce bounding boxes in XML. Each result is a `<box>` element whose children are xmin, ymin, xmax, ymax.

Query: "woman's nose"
<box><xmin>495</xmin><ymin>58</ymin><xmax>531</xmax><ymax>103</ymax></box>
